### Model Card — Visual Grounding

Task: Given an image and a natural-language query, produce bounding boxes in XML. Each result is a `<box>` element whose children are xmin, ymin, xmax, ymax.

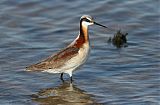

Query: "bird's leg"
<box><xmin>70</xmin><ymin>76</ymin><xmax>73</xmax><ymax>83</ymax></box>
<box><xmin>60</xmin><ymin>73</ymin><xmax>64</xmax><ymax>81</ymax></box>
<box><xmin>68</xmin><ymin>72</ymin><xmax>73</xmax><ymax>83</ymax></box>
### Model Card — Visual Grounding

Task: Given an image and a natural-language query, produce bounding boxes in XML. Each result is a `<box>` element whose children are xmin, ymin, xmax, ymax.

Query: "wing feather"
<box><xmin>26</xmin><ymin>46</ymin><xmax>79</xmax><ymax>71</ymax></box>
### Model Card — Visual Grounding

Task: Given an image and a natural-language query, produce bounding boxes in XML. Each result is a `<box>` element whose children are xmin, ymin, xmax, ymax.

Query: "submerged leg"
<box><xmin>60</xmin><ymin>73</ymin><xmax>64</xmax><ymax>81</ymax></box>
<box><xmin>70</xmin><ymin>76</ymin><xmax>73</xmax><ymax>83</ymax></box>
<box><xmin>68</xmin><ymin>71</ymin><xmax>73</xmax><ymax>83</ymax></box>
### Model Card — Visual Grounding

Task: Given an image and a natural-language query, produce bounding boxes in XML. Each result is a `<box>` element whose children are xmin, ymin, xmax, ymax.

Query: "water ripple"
<box><xmin>0</xmin><ymin>0</ymin><xmax>159</xmax><ymax>105</ymax></box>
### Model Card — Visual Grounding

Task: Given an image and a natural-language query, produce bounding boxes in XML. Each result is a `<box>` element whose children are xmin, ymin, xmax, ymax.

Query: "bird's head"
<box><xmin>80</xmin><ymin>15</ymin><xmax>108</xmax><ymax>28</ymax></box>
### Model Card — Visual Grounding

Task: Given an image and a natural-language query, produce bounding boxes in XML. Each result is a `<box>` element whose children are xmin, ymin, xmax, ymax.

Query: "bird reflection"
<box><xmin>31</xmin><ymin>82</ymin><xmax>101</xmax><ymax>105</ymax></box>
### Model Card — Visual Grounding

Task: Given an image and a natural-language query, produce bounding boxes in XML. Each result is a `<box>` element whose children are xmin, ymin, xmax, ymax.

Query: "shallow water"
<box><xmin>0</xmin><ymin>0</ymin><xmax>159</xmax><ymax>105</ymax></box>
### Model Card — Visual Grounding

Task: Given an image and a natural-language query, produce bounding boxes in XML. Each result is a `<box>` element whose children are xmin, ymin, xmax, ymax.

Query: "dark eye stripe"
<box><xmin>82</xmin><ymin>18</ymin><xmax>90</xmax><ymax>22</ymax></box>
<box><xmin>85</xmin><ymin>19</ymin><xmax>90</xmax><ymax>22</ymax></box>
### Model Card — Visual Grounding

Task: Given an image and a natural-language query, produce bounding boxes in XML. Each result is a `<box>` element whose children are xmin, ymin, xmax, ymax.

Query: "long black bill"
<box><xmin>94</xmin><ymin>21</ymin><xmax>108</xmax><ymax>28</ymax></box>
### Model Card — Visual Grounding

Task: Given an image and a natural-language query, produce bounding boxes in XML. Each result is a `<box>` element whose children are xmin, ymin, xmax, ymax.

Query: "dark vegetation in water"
<box><xmin>108</xmin><ymin>30</ymin><xmax>128</xmax><ymax>48</ymax></box>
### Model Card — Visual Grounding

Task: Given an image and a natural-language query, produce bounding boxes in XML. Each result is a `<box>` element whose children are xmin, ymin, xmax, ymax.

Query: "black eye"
<box><xmin>81</xmin><ymin>18</ymin><xmax>91</xmax><ymax>23</ymax></box>
<box><xmin>84</xmin><ymin>18</ymin><xmax>90</xmax><ymax>22</ymax></box>
<box><xmin>86</xmin><ymin>19</ymin><xmax>90</xmax><ymax>22</ymax></box>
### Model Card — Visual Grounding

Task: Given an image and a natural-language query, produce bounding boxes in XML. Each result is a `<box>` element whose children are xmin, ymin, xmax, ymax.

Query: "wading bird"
<box><xmin>26</xmin><ymin>15</ymin><xmax>108</xmax><ymax>82</ymax></box>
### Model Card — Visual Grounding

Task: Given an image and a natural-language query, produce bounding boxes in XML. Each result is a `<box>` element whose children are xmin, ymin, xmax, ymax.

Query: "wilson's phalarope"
<box><xmin>26</xmin><ymin>15</ymin><xmax>108</xmax><ymax>82</ymax></box>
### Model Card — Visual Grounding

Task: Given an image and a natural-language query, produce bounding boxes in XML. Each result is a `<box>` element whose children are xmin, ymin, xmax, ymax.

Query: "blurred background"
<box><xmin>0</xmin><ymin>0</ymin><xmax>159</xmax><ymax>105</ymax></box>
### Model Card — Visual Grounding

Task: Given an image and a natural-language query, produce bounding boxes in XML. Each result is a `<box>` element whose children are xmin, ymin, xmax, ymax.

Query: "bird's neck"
<box><xmin>80</xmin><ymin>21</ymin><xmax>89</xmax><ymax>42</ymax></box>
<box><xmin>72</xmin><ymin>21</ymin><xmax>89</xmax><ymax>48</ymax></box>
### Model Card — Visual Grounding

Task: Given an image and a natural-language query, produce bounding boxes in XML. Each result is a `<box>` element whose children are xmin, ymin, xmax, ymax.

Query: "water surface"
<box><xmin>0</xmin><ymin>0</ymin><xmax>159</xmax><ymax>105</ymax></box>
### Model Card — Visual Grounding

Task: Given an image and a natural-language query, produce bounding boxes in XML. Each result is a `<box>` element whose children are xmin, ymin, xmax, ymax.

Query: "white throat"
<box><xmin>82</xmin><ymin>21</ymin><xmax>89</xmax><ymax>29</ymax></box>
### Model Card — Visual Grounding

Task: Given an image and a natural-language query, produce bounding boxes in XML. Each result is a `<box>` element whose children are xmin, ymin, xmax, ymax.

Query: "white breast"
<box><xmin>63</xmin><ymin>42</ymin><xmax>90</xmax><ymax>72</ymax></box>
<box><xmin>42</xmin><ymin>43</ymin><xmax>90</xmax><ymax>76</ymax></box>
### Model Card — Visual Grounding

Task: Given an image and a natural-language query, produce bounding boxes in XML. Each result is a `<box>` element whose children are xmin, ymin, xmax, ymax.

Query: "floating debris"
<box><xmin>108</xmin><ymin>30</ymin><xmax>128</xmax><ymax>48</ymax></box>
